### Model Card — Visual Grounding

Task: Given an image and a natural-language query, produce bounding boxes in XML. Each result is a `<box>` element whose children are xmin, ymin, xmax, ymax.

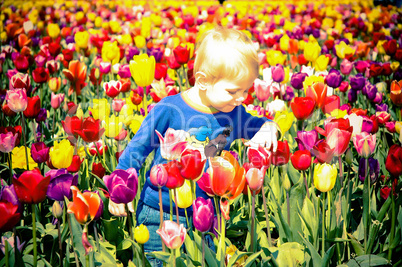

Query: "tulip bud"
<box><xmin>282</xmin><ymin>175</ymin><xmax>291</xmax><ymax>192</ymax></box>
<box><xmin>134</xmin><ymin>224</ymin><xmax>150</xmax><ymax>244</ymax></box>
<box><xmin>94</xmin><ymin>68</ymin><xmax>100</xmax><ymax>80</ymax></box>
<box><xmin>150</xmin><ymin>164</ymin><xmax>168</xmax><ymax>187</ymax></box>
<box><xmin>52</xmin><ymin>201</ymin><xmax>63</xmax><ymax>219</ymax></box>
<box><xmin>345</xmin><ymin>148</ymin><xmax>353</xmax><ymax>165</ymax></box>
<box><xmin>220</xmin><ymin>198</ymin><xmax>230</xmax><ymax>220</ymax></box>
<box><xmin>361</xmin><ymin>139</ymin><xmax>371</xmax><ymax>159</ymax></box>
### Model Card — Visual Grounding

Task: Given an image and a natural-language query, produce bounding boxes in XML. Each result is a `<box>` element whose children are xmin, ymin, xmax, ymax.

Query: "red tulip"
<box><xmin>178</xmin><ymin>149</ymin><xmax>206</xmax><ymax>181</ymax></box>
<box><xmin>67</xmin><ymin>186</ymin><xmax>101</xmax><ymax>225</ymax></box>
<box><xmin>246</xmin><ymin>146</ymin><xmax>271</xmax><ymax>169</ymax></box>
<box><xmin>103</xmin><ymin>80</ymin><xmax>122</xmax><ymax>98</ymax></box>
<box><xmin>197</xmin><ymin>172</ymin><xmax>214</xmax><ymax>197</ymax></box>
<box><xmin>312</xmin><ymin>140</ymin><xmax>335</xmax><ymax>164</ymax></box>
<box><xmin>119</xmin><ymin>78</ymin><xmax>131</xmax><ymax>93</ymax></box>
<box><xmin>326</xmin><ymin>127</ymin><xmax>353</xmax><ymax>156</ymax></box>
<box><xmin>14</xmin><ymin>55</ymin><xmax>29</xmax><ymax>72</ymax></box>
<box><xmin>88</xmin><ymin>141</ymin><xmax>108</xmax><ymax>156</ymax></box>
<box><xmin>173</xmin><ymin>45</ymin><xmax>190</xmax><ymax>65</ymax></box>
<box><xmin>89</xmin><ymin>68</ymin><xmax>103</xmax><ymax>86</ymax></box>
<box><xmin>10</xmin><ymin>72</ymin><xmax>30</xmax><ymax>90</ymax></box>
<box><xmin>23</xmin><ymin>96</ymin><xmax>41</xmax><ymax>118</ymax></box>
<box><xmin>271</xmin><ymin>140</ymin><xmax>290</xmax><ymax>166</ymax></box>
<box><xmin>290</xmin><ymin>97</ymin><xmax>315</xmax><ymax>120</ymax></box>
<box><xmin>321</xmin><ymin>95</ymin><xmax>340</xmax><ymax>114</ymax></box>
<box><xmin>32</xmin><ymin>67</ymin><xmax>49</xmax><ymax>84</ymax></box>
<box><xmin>92</xmin><ymin>162</ymin><xmax>106</xmax><ymax>178</ymax></box>
<box><xmin>0</xmin><ymin>126</ymin><xmax>22</xmax><ymax>146</ymax></box>
<box><xmin>62</xmin><ymin>116</ymin><xmax>83</xmax><ymax>138</ymax></box>
<box><xmin>390</xmin><ymin>80</ymin><xmax>402</xmax><ymax>106</ymax></box>
<box><xmin>385</xmin><ymin>144</ymin><xmax>402</xmax><ymax>177</ymax></box>
<box><xmin>290</xmin><ymin>150</ymin><xmax>311</xmax><ymax>171</ymax></box>
<box><xmin>74</xmin><ymin>117</ymin><xmax>105</xmax><ymax>143</ymax></box>
<box><xmin>67</xmin><ymin>155</ymin><xmax>84</xmax><ymax>173</ymax></box>
<box><xmin>155</xmin><ymin>63</ymin><xmax>168</xmax><ymax>80</ymax></box>
<box><xmin>383</xmin><ymin>39</ymin><xmax>397</xmax><ymax>56</ymax></box>
<box><xmin>166</xmin><ymin>54</ymin><xmax>181</xmax><ymax>70</ymax></box>
<box><xmin>0</xmin><ymin>201</ymin><xmax>21</xmax><ymax>232</ymax></box>
<box><xmin>62</xmin><ymin>60</ymin><xmax>87</xmax><ymax>96</ymax></box>
<box><xmin>13</xmin><ymin>168</ymin><xmax>51</xmax><ymax>204</ymax></box>
<box><xmin>305</xmin><ymin>82</ymin><xmax>327</xmax><ymax>108</ymax></box>
<box><xmin>164</xmin><ymin>160</ymin><xmax>185</xmax><ymax>189</ymax></box>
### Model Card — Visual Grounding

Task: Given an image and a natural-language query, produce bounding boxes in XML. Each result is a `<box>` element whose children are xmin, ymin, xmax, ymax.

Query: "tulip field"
<box><xmin>1</xmin><ymin>0</ymin><xmax>402</xmax><ymax>266</ymax></box>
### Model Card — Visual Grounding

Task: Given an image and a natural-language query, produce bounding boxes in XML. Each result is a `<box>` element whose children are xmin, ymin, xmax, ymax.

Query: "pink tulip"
<box><xmin>156</xmin><ymin>220</ymin><xmax>186</xmax><ymax>249</ymax></box>
<box><xmin>254</xmin><ymin>79</ymin><xmax>270</xmax><ymax>102</ymax></box>
<box><xmin>340</xmin><ymin>59</ymin><xmax>353</xmax><ymax>75</ymax></box>
<box><xmin>100</xmin><ymin>61</ymin><xmax>111</xmax><ymax>74</ymax></box>
<box><xmin>150</xmin><ymin>164</ymin><xmax>168</xmax><ymax>187</ymax></box>
<box><xmin>352</xmin><ymin>132</ymin><xmax>376</xmax><ymax>158</ymax></box>
<box><xmin>271</xmin><ymin>64</ymin><xmax>285</xmax><ymax>83</ymax></box>
<box><xmin>0</xmin><ymin>132</ymin><xmax>18</xmax><ymax>153</ymax></box>
<box><xmin>51</xmin><ymin>93</ymin><xmax>65</xmax><ymax>109</ymax></box>
<box><xmin>245</xmin><ymin>168</ymin><xmax>264</xmax><ymax>192</ymax></box>
<box><xmin>6</xmin><ymin>88</ymin><xmax>28</xmax><ymax>113</ymax></box>
<box><xmin>112</xmin><ymin>99</ymin><xmax>126</xmax><ymax>113</ymax></box>
<box><xmin>155</xmin><ymin>128</ymin><xmax>187</xmax><ymax>161</ymax></box>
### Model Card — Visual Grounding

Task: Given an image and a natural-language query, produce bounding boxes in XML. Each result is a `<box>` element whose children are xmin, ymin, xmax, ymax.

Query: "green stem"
<box><xmin>327</xmin><ymin>192</ymin><xmax>331</xmax><ymax>238</ymax></box>
<box><xmin>172</xmin><ymin>247</ymin><xmax>176</xmax><ymax>267</ymax></box>
<box><xmin>52</xmin><ymin>109</ymin><xmax>56</xmax><ymax>139</ymax></box>
<box><xmin>173</xmin><ymin>189</ymin><xmax>180</xmax><ymax>224</ymax></box>
<box><xmin>190</xmin><ymin>180</ymin><xmax>196</xmax><ymax>202</ymax></box>
<box><xmin>94</xmin><ymin>142</ymin><xmax>111</xmax><ymax>173</ymax></box>
<box><xmin>176</xmin><ymin>70</ymin><xmax>183</xmax><ymax>93</ymax></box>
<box><xmin>126</xmin><ymin>204</ymin><xmax>136</xmax><ymax>257</ymax></box>
<box><xmin>184</xmin><ymin>208</ymin><xmax>190</xmax><ymax>229</ymax></box>
<box><xmin>141</xmin><ymin>244</ymin><xmax>146</xmax><ymax>267</ymax></box>
<box><xmin>214</xmin><ymin>196</ymin><xmax>221</xmax><ymax>232</ymax></box>
<box><xmin>251</xmin><ymin>191</ymin><xmax>256</xmax><ymax>253</ymax></box>
<box><xmin>388</xmin><ymin>185</ymin><xmax>396</xmax><ymax>261</ymax></box>
<box><xmin>169</xmin><ymin>189</ymin><xmax>173</xmax><ymax>221</ymax></box>
<box><xmin>58</xmin><ymin>219</ymin><xmax>63</xmax><ymax>263</ymax></box>
<box><xmin>286</xmin><ymin>191</ymin><xmax>290</xmax><ymax>226</ymax></box>
<box><xmin>322</xmin><ymin>193</ymin><xmax>326</xmax><ymax>258</ymax></box>
<box><xmin>5</xmin><ymin>239</ymin><xmax>9</xmax><ymax>267</ymax></box>
<box><xmin>303</xmin><ymin>170</ymin><xmax>310</xmax><ymax>200</ymax></box>
<box><xmin>339</xmin><ymin>156</ymin><xmax>343</xmax><ymax>188</ymax></box>
<box><xmin>8</xmin><ymin>152</ymin><xmax>13</xmax><ymax>182</ymax></box>
<box><xmin>93</xmin><ymin>223</ymin><xmax>100</xmax><ymax>253</ymax></box>
<box><xmin>158</xmin><ymin>188</ymin><xmax>166</xmax><ymax>252</ymax></box>
<box><xmin>21</xmin><ymin>113</ymin><xmax>29</xmax><ymax>170</ymax></box>
<box><xmin>261</xmin><ymin>185</ymin><xmax>272</xmax><ymax>247</ymax></box>
<box><xmin>201</xmin><ymin>232</ymin><xmax>205</xmax><ymax>267</ymax></box>
<box><xmin>220</xmin><ymin>208</ymin><xmax>226</xmax><ymax>267</ymax></box>
<box><xmin>67</xmin><ymin>214</ymin><xmax>80</xmax><ymax>267</ymax></box>
<box><xmin>86</xmin><ymin>254</ymin><xmax>89</xmax><ymax>267</ymax></box>
<box><xmin>143</xmin><ymin>86</ymin><xmax>148</xmax><ymax>117</ymax></box>
<box><xmin>32</xmin><ymin>204</ymin><xmax>37</xmax><ymax>267</ymax></box>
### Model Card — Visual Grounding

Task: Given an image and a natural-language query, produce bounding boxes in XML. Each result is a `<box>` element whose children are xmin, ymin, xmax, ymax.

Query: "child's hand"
<box><xmin>108</xmin><ymin>199</ymin><xmax>135</xmax><ymax>217</ymax></box>
<box><xmin>245</xmin><ymin>122</ymin><xmax>278</xmax><ymax>152</ymax></box>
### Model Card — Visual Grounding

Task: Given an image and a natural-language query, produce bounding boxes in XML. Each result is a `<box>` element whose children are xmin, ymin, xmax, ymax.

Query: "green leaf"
<box><xmin>227</xmin><ymin>251</ymin><xmax>251</xmax><ymax>267</ymax></box>
<box><xmin>244</xmin><ymin>251</ymin><xmax>262</xmax><ymax>267</ymax></box>
<box><xmin>193</xmin><ymin>231</ymin><xmax>218</xmax><ymax>267</ymax></box>
<box><xmin>348</xmin><ymin>233</ymin><xmax>365</xmax><ymax>256</ymax></box>
<box><xmin>147</xmin><ymin>251</ymin><xmax>171</xmax><ymax>263</ymax></box>
<box><xmin>184</xmin><ymin>233</ymin><xmax>196</xmax><ymax>260</ymax></box>
<box><xmin>299</xmin><ymin>233</ymin><xmax>322</xmax><ymax>266</ymax></box>
<box><xmin>322</xmin><ymin>245</ymin><xmax>335</xmax><ymax>267</ymax></box>
<box><xmin>346</xmin><ymin>255</ymin><xmax>390</xmax><ymax>267</ymax></box>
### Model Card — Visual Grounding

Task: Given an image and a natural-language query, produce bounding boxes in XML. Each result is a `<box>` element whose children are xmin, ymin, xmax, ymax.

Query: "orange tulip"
<box><xmin>67</xmin><ymin>186</ymin><xmax>101</xmax><ymax>225</ymax></box>
<box><xmin>305</xmin><ymin>82</ymin><xmax>327</xmax><ymax>109</ymax></box>
<box><xmin>208</xmin><ymin>151</ymin><xmax>246</xmax><ymax>200</ymax></box>
<box><xmin>62</xmin><ymin>60</ymin><xmax>87</xmax><ymax>96</ymax></box>
<box><xmin>390</xmin><ymin>80</ymin><xmax>402</xmax><ymax>106</ymax></box>
<box><xmin>288</xmin><ymin>39</ymin><xmax>299</xmax><ymax>54</ymax></box>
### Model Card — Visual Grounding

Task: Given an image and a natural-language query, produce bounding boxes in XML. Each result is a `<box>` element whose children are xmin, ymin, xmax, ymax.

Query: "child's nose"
<box><xmin>235</xmin><ymin>96</ymin><xmax>245</xmax><ymax>104</ymax></box>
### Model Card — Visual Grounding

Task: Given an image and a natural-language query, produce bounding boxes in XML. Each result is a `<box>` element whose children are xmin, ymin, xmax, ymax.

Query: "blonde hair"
<box><xmin>194</xmin><ymin>26</ymin><xmax>259</xmax><ymax>85</ymax></box>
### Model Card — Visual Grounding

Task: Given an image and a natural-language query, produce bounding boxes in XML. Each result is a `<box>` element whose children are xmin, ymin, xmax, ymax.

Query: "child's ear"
<box><xmin>195</xmin><ymin>71</ymin><xmax>208</xmax><ymax>91</ymax></box>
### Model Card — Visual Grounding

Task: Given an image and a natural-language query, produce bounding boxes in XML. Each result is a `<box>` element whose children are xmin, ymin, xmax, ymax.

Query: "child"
<box><xmin>116</xmin><ymin>26</ymin><xmax>278</xmax><ymax>266</ymax></box>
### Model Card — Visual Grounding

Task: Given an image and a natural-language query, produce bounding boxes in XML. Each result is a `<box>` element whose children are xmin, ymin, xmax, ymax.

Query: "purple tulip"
<box><xmin>295</xmin><ymin>130</ymin><xmax>318</xmax><ymax>152</ymax></box>
<box><xmin>65</xmin><ymin>36</ymin><xmax>75</xmax><ymax>45</ymax></box>
<box><xmin>193</xmin><ymin>197</ymin><xmax>214</xmax><ymax>232</ymax></box>
<box><xmin>117</xmin><ymin>64</ymin><xmax>131</xmax><ymax>78</ymax></box>
<box><xmin>103</xmin><ymin>168</ymin><xmax>138</xmax><ymax>204</ymax></box>
<box><xmin>283</xmin><ymin>85</ymin><xmax>295</xmax><ymax>102</ymax></box>
<box><xmin>349</xmin><ymin>74</ymin><xmax>366</xmax><ymax>91</ymax></box>
<box><xmin>312</xmin><ymin>29</ymin><xmax>320</xmax><ymax>38</ymax></box>
<box><xmin>147</xmin><ymin>47</ymin><xmax>164</xmax><ymax>63</ymax></box>
<box><xmin>348</xmin><ymin>89</ymin><xmax>357</xmax><ymax>103</ymax></box>
<box><xmin>304</xmin><ymin>25</ymin><xmax>312</xmax><ymax>35</ymax></box>
<box><xmin>362</xmin><ymin>82</ymin><xmax>377</xmax><ymax>101</ymax></box>
<box><xmin>293</xmin><ymin>26</ymin><xmax>303</xmax><ymax>39</ymax></box>
<box><xmin>126</xmin><ymin>46</ymin><xmax>140</xmax><ymax>62</ymax></box>
<box><xmin>373</xmin><ymin>93</ymin><xmax>383</xmax><ymax>104</ymax></box>
<box><xmin>31</xmin><ymin>142</ymin><xmax>50</xmax><ymax>163</ymax></box>
<box><xmin>290</xmin><ymin>72</ymin><xmax>308</xmax><ymax>90</ymax></box>
<box><xmin>394</xmin><ymin>69</ymin><xmax>402</xmax><ymax>81</ymax></box>
<box><xmin>35</xmin><ymin>108</ymin><xmax>47</xmax><ymax>123</ymax></box>
<box><xmin>271</xmin><ymin>64</ymin><xmax>285</xmax><ymax>83</ymax></box>
<box><xmin>92</xmin><ymin>190</ymin><xmax>104</xmax><ymax>221</ymax></box>
<box><xmin>358</xmin><ymin>157</ymin><xmax>380</xmax><ymax>183</ymax></box>
<box><xmin>0</xmin><ymin>132</ymin><xmax>18</xmax><ymax>153</ymax></box>
<box><xmin>46</xmin><ymin>169</ymin><xmax>78</xmax><ymax>201</ymax></box>
<box><xmin>376</xmin><ymin>103</ymin><xmax>388</xmax><ymax>112</ymax></box>
<box><xmin>326</xmin><ymin>69</ymin><xmax>343</xmax><ymax>88</ymax></box>
<box><xmin>361</xmin><ymin>117</ymin><xmax>374</xmax><ymax>133</ymax></box>
<box><xmin>0</xmin><ymin>184</ymin><xmax>23</xmax><ymax>213</ymax></box>
<box><xmin>340</xmin><ymin>59</ymin><xmax>353</xmax><ymax>75</ymax></box>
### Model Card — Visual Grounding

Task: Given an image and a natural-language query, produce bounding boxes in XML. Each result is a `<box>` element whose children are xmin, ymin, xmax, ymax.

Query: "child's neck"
<box><xmin>185</xmin><ymin>85</ymin><xmax>211</xmax><ymax>109</ymax></box>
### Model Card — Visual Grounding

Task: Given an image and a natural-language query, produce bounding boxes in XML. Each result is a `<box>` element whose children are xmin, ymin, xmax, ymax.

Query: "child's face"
<box><xmin>204</xmin><ymin>76</ymin><xmax>255</xmax><ymax>113</ymax></box>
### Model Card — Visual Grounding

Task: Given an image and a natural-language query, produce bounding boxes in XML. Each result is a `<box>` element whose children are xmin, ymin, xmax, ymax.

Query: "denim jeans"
<box><xmin>136</xmin><ymin>201</ymin><xmax>215</xmax><ymax>267</ymax></box>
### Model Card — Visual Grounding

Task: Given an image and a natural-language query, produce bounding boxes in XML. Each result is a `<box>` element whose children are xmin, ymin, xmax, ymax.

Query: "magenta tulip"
<box><xmin>353</xmin><ymin>132</ymin><xmax>376</xmax><ymax>158</ymax></box>
<box><xmin>192</xmin><ymin>197</ymin><xmax>214</xmax><ymax>232</ymax></box>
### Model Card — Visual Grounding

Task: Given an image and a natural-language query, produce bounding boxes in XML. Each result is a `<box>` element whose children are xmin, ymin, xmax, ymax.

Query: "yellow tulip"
<box><xmin>47</xmin><ymin>23</ymin><xmax>60</xmax><ymax>39</ymax></box>
<box><xmin>75</xmin><ymin>11</ymin><xmax>84</xmax><ymax>22</ymax></box>
<box><xmin>49</xmin><ymin>140</ymin><xmax>74</xmax><ymax>169</ymax></box>
<box><xmin>74</xmin><ymin>31</ymin><xmax>89</xmax><ymax>50</ymax></box>
<box><xmin>102</xmin><ymin>114</ymin><xmax>123</xmax><ymax>138</ymax></box>
<box><xmin>395</xmin><ymin>121</ymin><xmax>402</xmax><ymax>134</ymax></box>
<box><xmin>134</xmin><ymin>224</ymin><xmax>150</xmax><ymax>244</ymax></box>
<box><xmin>390</xmin><ymin>62</ymin><xmax>400</xmax><ymax>72</ymax></box>
<box><xmin>109</xmin><ymin>21</ymin><xmax>121</xmax><ymax>34</ymax></box>
<box><xmin>89</xmin><ymin>99</ymin><xmax>110</xmax><ymax>121</ymax></box>
<box><xmin>313</xmin><ymin>163</ymin><xmax>337</xmax><ymax>193</ymax></box>
<box><xmin>102</xmin><ymin>41</ymin><xmax>121</xmax><ymax>65</ymax></box>
<box><xmin>134</xmin><ymin>35</ymin><xmax>146</xmax><ymax>49</ymax></box>
<box><xmin>151</xmin><ymin>14</ymin><xmax>162</xmax><ymax>26</ymax></box>
<box><xmin>274</xmin><ymin>109</ymin><xmax>294</xmax><ymax>134</ymax></box>
<box><xmin>87</xmin><ymin>12</ymin><xmax>96</xmax><ymax>22</ymax></box>
<box><xmin>376</xmin><ymin>40</ymin><xmax>386</xmax><ymax>55</ymax></box>
<box><xmin>129</xmin><ymin>54</ymin><xmax>155</xmax><ymax>87</ymax></box>
<box><xmin>119</xmin><ymin>34</ymin><xmax>132</xmax><ymax>46</ymax></box>
<box><xmin>282</xmin><ymin>66</ymin><xmax>290</xmax><ymax>84</ymax></box>
<box><xmin>326</xmin><ymin>109</ymin><xmax>348</xmax><ymax>119</ymax></box>
<box><xmin>335</xmin><ymin>41</ymin><xmax>355</xmax><ymax>59</ymax></box>
<box><xmin>174</xmin><ymin>180</ymin><xmax>194</xmax><ymax>209</ymax></box>
<box><xmin>128</xmin><ymin>114</ymin><xmax>145</xmax><ymax>134</ymax></box>
<box><xmin>314</xmin><ymin>55</ymin><xmax>330</xmax><ymax>71</ymax></box>
<box><xmin>303</xmin><ymin>75</ymin><xmax>325</xmax><ymax>89</ymax></box>
<box><xmin>279</xmin><ymin>34</ymin><xmax>290</xmax><ymax>51</ymax></box>
<box><xmin>95</xmin><ymin>17</ymin><xmax>103</xmax><ymax>28</ymax></box>
<box><xmin>304</xmin><ymin>41</ymin><xmax>321</xmax><ymax>62</ymax></box>
<box><xmin>48</xmin><ymin>77</ymin><xmax>61</xmax><ymax>93</ymax></box>
<box><xmin>12</xmin><ymin>146</ymin><xmax>38</xmax><ymax>170</ymax></box>
<box><xmin>141</xmin><ymin>17</ymin><xmax>151</xmax><ymax>38</ymax></box>
<box><xmin>266</xmin><ymin>50</ymin><xmax>286</xmax><ymax>66</ymax></box>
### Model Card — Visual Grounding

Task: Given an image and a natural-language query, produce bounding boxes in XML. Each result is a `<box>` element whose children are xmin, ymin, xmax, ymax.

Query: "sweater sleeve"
<box><xmin>116</xmin><ymin>99</ymin><xmax>171</xmax><ymax>171</ymax></box>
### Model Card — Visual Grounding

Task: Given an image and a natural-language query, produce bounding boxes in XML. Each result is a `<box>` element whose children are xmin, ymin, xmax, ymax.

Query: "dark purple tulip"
<box><xmin>271</xmin><ymin>64</ymin><xmax>285</xmax><ymax>83</ymax></box>
<box><xmin>0</xmin><ymin>184</ymin><xmax>23</xmax><ymax>213</ymax></box>
<box><xmin>361</xmin><ymin>117</ymin><xmax>374</xmax><ymax>133</ymax></box>
<box><xmin>31</xmin><ymin>142</ymin><xmax>50</xmax><ymax>164</ymax></box>
<box><xmin>66</xmin><ymin>36</ymin><xmax>75</xmax><ymax>45</ymax></box>
<box><xmin>348</xmin><ymin>89</ymin><xmax>357</xmax><ymax>103</ymax></box>
<box><xmin>312</xmin><ymin>29</ymin><xmax>320</xmax><ymax>38</ymax></box>
<box><xmin>193</xmin><ymin>197</ymin><xmax>214</xmax><ymax>232</ymax></box>
<box><xmin>117</xmin><ymin>64</ymin><xmax>131</xmax><ymax>78</ymax></box>
<box><xmin>293</xmin><ymin>26</ymin><xmax>303</xmax><ymax>40</ymax></box>
<box><xmin>326</xmin><ymin>69</ymin><xmax>342</xmax><ymax>88</ymax></box>
<box><xmin>354</xmin><ymin>61</ymin><xmax>370</xmax><ymax>74</ymax></box>
<box><xmin>358</xmin><ymin>157</ymin><xmax>380</xmax><ymax>183</ymax></box>
<box><xmin>321</xmin><ymin>46</ymin><xmax>329</xmax><ymax>54</ymax></box>
<box><xmin>362</xmin><ymin>82</ymin><xmax>377</xmax><ymax>101</ymax></box>
<box><xmin>290</xmin><ymin>72</ymin><xmax>308</xmax><ymax>90</ymax></box>
<box><xmin>90</xmin><ymin>190</ymin><xmax>104</xmax><ymax>221</ymax></box>
<box><xmin>373</xmin><ymin>93</ymin><xmax>383</xmax><ymax>104</ymax></box>
<box><xmin>284</xmin><ymin>86</ymin><xmax>295</xmax><ymax>102</ymax></box>
<box><xmin>376</xmin><ymin>103</ymin><xmax>388</xmax><ymax>112</ymax></box>
<box><xmin>147</xmin><ymin>47</ymin><xmax>164</xmax><ymax>63</ymax></box>
<box><xmin>394</xmin><ymin>69</ymin><xmax>402</xmax><ymax>81</ymax></box>
<box><xmin>103</xmin><ymin>168</ymin><xmax>138</xmax><ymax>204</ymax></box>
<box><xmin>349</xmin><ymin>74</ymin><xmax>366</xmax><ymax>91</ymax></box>
<box><xmin>35</xmin><ymin>108</ymin><xmax>47</xmax><ymax>123</ymax></box>
<box><xmin>126</xmin><ymin>46</ymin><xmax>140</xmax><ymax>62</ymax></box>
<box><xmin>295</xmin><ymin>130</ymin><xmax>318</xmax><ymax>152</ymax></box>
<box><xmin>46</xmin><ymin>169</ymin><xmax>78</xmax><ymax>201</ymax></box>
<box><xmin>32</xmin><ymin>37</ymin><xmax>40</xmax><ymax>47</ymax></box>
<box><xmin>304</xmin><ymin>25</ymin><xmax>312</xmax><ymax>35</ymax></box>
<box><xmin>210</xmin><ymin>216</ymin><xmax>219</xmax><ymax>238</ymax></box>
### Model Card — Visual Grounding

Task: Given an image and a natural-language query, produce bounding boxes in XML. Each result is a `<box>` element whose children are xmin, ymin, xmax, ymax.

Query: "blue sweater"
<box><xmin>116</xmin><ymin>92</ymin><xmax>269</xmax><ymax>215</ymax></box>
